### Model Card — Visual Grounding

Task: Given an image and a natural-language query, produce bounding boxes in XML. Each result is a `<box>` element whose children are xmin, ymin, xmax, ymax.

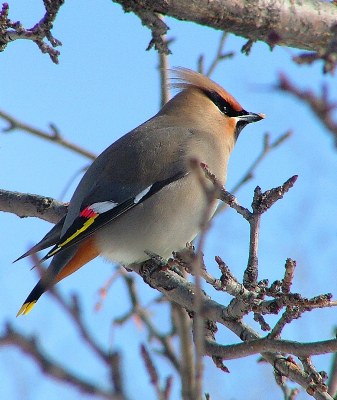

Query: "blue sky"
<box><xmin>1</xmin><ymin>1</ymin><xmax>337</xmax><ymax>400</ymax></box>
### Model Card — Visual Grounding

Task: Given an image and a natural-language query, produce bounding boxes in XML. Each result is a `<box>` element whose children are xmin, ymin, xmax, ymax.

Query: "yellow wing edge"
<box><xmin>16</xmin><ymin>301</ymin><xmax>37</xmax><ymax>317</ymax></box>
<box><xmin>46</xmin><ymin>215</ymin><xmax>98</xmax><ymax>259</ymax></box>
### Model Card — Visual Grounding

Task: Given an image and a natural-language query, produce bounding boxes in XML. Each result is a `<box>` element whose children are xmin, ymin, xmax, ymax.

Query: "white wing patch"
<box><xmin>134</xmin><ymin>185</ymin><xmax>152</xmax><ymax>204</ymax></box>
<box><xmin>90</xmin><ymin>201</ymin><xmax>118</xmax><ymax>213</ymax></box>
<box><xmin>88</xmin><ymin>186</ymin><xmax>152</xmax><ymax>216</ymax></box>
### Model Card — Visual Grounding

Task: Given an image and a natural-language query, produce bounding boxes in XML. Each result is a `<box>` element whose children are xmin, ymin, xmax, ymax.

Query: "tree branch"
<box><xmin>204</xmin><ymin>337</ymin><xmax>337</xmax><ymax>360</ymax></box>
<box><xmin>115</xmin><ymin>1</ymin><xmax>170</xmax><ymax>54</ymax></box>
<box><xmin>0</xmin><ymin>323</ymin><xmax>125</xmax><ymax>400</ymax></box>
<box><xmin>113</xmin><ymin>0</ymin><xmax>337</xmax><ymax>54</ymax></box>
<box><xmin>2</xmin><ymin>160</ymin><xmax>335</xmax><ymax>399</ymax></box>
<box><xmin>0</xmin><ymin>109</ymin><xmax>97</xmax><ymax>160</ymax></box>
<box><xmin>0</xmin><ymin>189</ymin><xmax>67</xmax><ymax>223</ymax></box>
<box><xmin>0</xmin><ymin>1</ymin><xmax>64</xmax><ymax>64</ymax></box>
<box><xmin>139</xmin><ymin>265</ymin><xmax>333</xmax><ymax>399</ymax></box>
<box><xmin>278</xmin><ymin>75</ymin><xmax>337</xmax><ymax>146</ymax></box>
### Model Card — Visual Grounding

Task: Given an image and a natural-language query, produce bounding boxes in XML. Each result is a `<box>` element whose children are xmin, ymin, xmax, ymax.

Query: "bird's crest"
<box><xmin>170</xmin><ymin>67</ymin><xmax>243</xmax><ymax>112</ymax></box>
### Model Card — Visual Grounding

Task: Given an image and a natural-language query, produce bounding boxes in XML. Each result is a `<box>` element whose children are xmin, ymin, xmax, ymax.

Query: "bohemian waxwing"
<box><xmin>16</xmin><ymin>67</ymin><xmax>264</xmax><ymax>316</ymax></box>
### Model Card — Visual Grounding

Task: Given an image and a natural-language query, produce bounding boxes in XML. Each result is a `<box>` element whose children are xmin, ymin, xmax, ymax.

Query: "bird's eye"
<box><xmin>217</xmin><ymin>99</ymin><xmax>234</xmax><ymax>116</ymax></box>
<box><xmin>205</xmin><ymin>90</ymin><xmax>238</xmax><ymax>117</ymax></box>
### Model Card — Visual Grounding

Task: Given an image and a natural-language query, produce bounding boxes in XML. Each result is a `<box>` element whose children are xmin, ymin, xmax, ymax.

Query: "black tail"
<box><xmin>16</xmin><ymin>279</ymin><xmax>47</xmax><ymax>316</ymax></box>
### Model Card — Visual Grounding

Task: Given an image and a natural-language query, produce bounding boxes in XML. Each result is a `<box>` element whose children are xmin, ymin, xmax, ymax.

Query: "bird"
<box><xmin>16</xmin><ymin>67</ymin><xmax>264</xmax><ymax>316</ymax></box>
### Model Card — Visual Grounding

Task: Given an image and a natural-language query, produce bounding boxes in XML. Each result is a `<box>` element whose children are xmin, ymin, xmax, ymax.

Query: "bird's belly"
<box><xmin>94</xmin><ymin>175</ymin><xmax>218</xmax><ymax>265</ymax></box>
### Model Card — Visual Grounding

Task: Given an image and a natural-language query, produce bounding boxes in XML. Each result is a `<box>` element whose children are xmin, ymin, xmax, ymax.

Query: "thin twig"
<box><xmin>0</xmin><ymin>109</ymin><xmax>96</xmax><ymax>159</ymax></box>
<box><xmin>190</xmin><ymin>158</ymin><xmax>222</xmax><ymax>400</ymax></box>
<box><xmin>206</xmin><ymin>32</ymin><xmax>234</xmax><ymax>77</ymax></box>
<box><xmin>0</xmin><ymin>323</ymin><xmax>123</xmax><ymax>400</ymax></box>
<box><xmin>216</xmin><ymin>130</ymin><xmax>292</xmax><ymax>215</ymax></box>
<box><xmin>114</xmin><ymin>272</ymin><xmax>180</xmax><ymax>372</ymax></box>
<box><xmin>232</xmin><ymin>131</ymin><xmax>292</xmax><ymax>194</ymax></box>
<box><xmin>157</xmin><ymin>15</ymin><xmax>171</xmax><ymax>107</ymax></box>
<box><xmin>278</xmin><ymin>74</ymin><xmax>337</xmax><ymax>145</ymax></box>
<box><xmin>171</xmin><ymin>303</ymin><xmax>195</xmax><ymax>399</ymax></box>
<box><xmin>137</xmin><ymin>261</ymin><xmax>334</xmax><ymax>400</ymax></box>
<box><xmin>197</xmin><ymin>32</ymin><xmax>234</xmax><ymax>76</ymax></box>
<box><xmin>28</xmin><ymin>259</ymin><xmax>125</xmax><ymax>397</ymax></box>
<box><xmin>0</xmin><ymin>2</ymin><xmax>64</xmax><ymax>63</ymax></box>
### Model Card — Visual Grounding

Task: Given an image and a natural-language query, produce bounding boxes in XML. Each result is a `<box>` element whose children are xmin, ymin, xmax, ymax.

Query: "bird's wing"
<box><xmin>39</xmin><ymin>170</ymin><xmax>188</xmax><ymax>263</ymax></box>
<box><xmin>17</xmin><ymin>124</ymin><xmax>191</xmax><ymax>265</ymax></box>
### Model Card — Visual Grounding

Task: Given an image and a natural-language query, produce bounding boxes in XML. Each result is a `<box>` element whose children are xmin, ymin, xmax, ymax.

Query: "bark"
<box><xmin>114</xmin><ymin>0</ymin><xmax>337</xmax><ymax>52</ymax></box>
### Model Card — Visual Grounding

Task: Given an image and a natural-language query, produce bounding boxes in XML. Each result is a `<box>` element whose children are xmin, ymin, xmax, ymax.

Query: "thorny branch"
<box><xmin>167</xmin><ymin>165</ymin><xmax>335</xmax><ymax>399</ymax></box>
<box><xmin>0</xmin><ymin>1</ymin><xmax>64</xmax><ymax>64</ymax></box>
<box><xmin>200</xmin><ymin>162</ymin><xmax>298</xmax><ymax>289</ymax></box>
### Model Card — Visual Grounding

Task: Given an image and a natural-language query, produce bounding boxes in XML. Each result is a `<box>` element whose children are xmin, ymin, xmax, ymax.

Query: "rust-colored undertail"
<box><xmin>17</xmin><ymin>237</ymin><xmax>99</xmax><ymax>316</ymax></box>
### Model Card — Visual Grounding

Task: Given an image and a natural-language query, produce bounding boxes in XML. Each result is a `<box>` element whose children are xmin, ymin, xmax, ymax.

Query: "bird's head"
<box><xmin>163</xmin><ymin>67</ymin><xmax>265</xmax><ymax>140</ymax></box>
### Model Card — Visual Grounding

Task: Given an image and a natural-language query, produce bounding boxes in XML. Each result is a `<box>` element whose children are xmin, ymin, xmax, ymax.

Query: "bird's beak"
<box><xmin>237</xmin><ymin>112</ymin><xmax>265</xmax><ymax>124</ymax></box>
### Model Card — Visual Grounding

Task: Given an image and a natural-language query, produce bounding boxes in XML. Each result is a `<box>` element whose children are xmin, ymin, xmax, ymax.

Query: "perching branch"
<box><xmin>3</xmin><ymin>170</ymin><xmax>337</xmax><ymax>399</ymax></box>
<box><xmin>138</xmin><ymin>261</ymin><xmax>334</xmax><ymax>400</ymax></box>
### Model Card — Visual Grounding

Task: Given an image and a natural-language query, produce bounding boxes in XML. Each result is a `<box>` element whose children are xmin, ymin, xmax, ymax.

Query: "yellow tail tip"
<box><xmin>16</xmin><ymin>301</ymin><xmax>36</xmax><ymax>317</ymax></box>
